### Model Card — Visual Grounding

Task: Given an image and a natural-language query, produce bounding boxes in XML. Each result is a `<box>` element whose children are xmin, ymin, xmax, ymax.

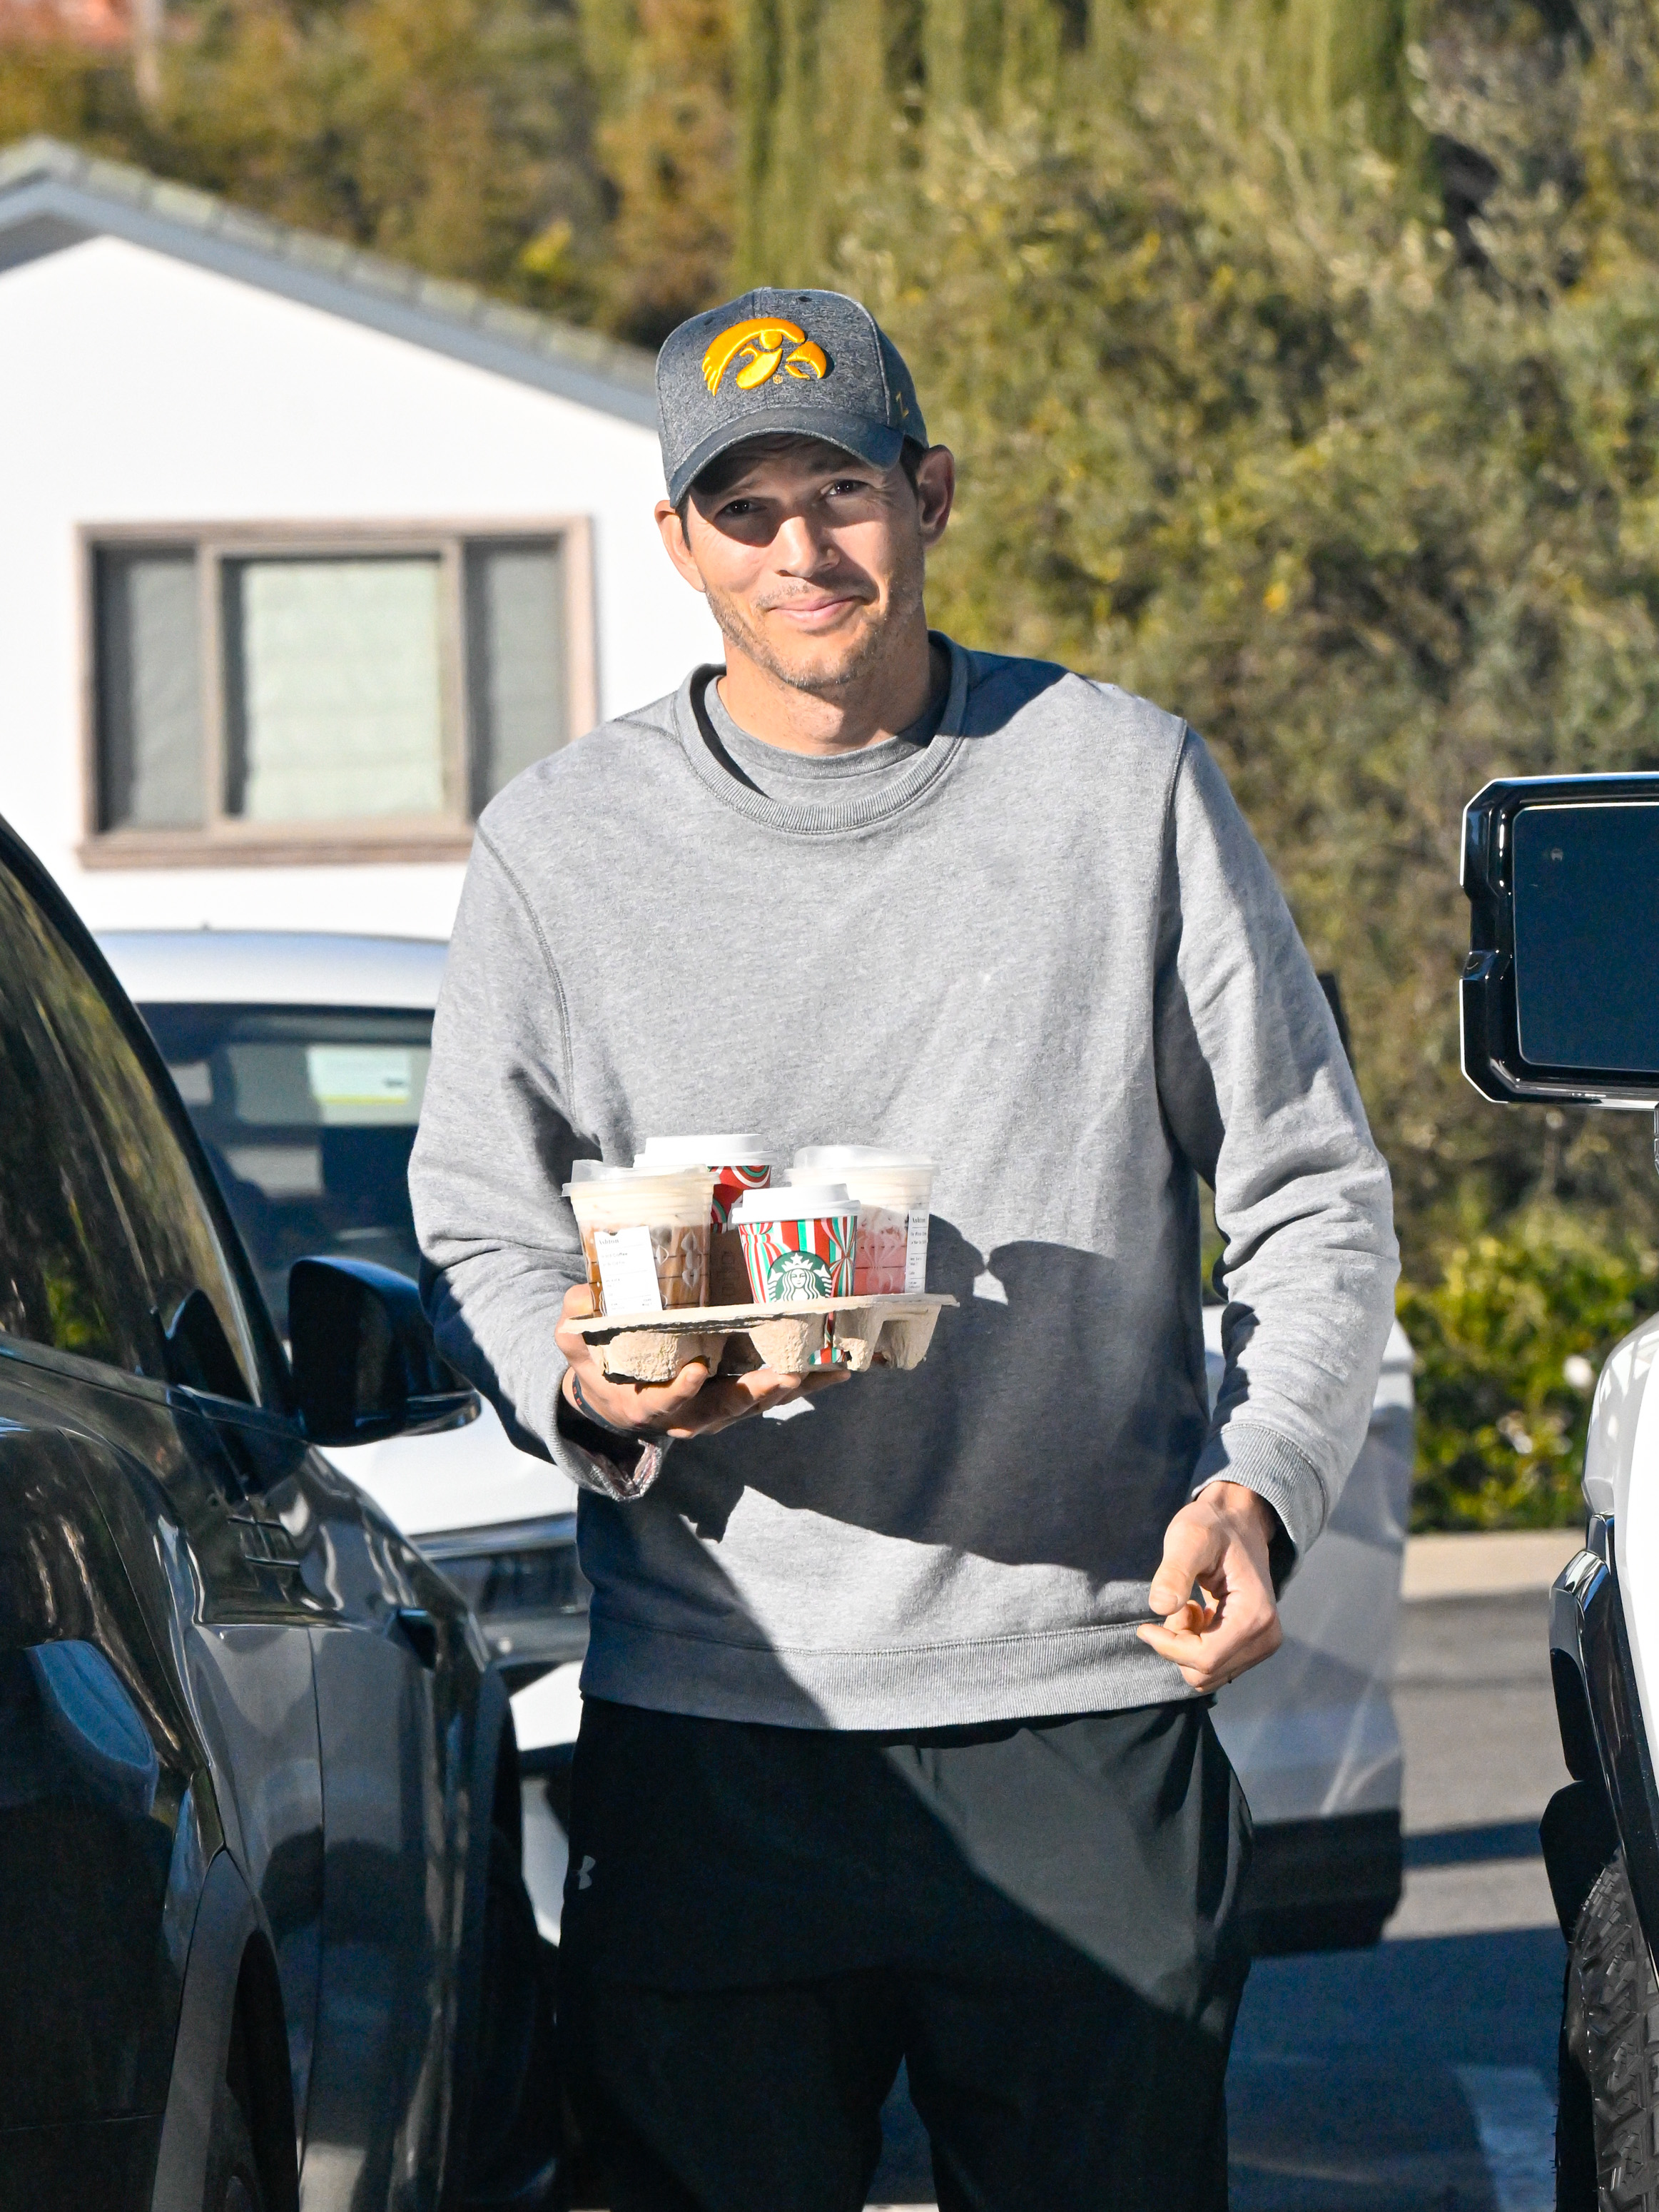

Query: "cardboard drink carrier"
<box><xmin>569</xmin><ymin>1292</ymin><xmax>955</xmax><ymax>1384</ymax></box>
<box><xmin>579</xmin><ymin>1292</ymin><xmax>955</xmax><ymax>1371</ymax></box>
<box><xmin>570</xmin><ymin>1158</ymin><xmax>953</xmax><ymax>1384</ymax></box>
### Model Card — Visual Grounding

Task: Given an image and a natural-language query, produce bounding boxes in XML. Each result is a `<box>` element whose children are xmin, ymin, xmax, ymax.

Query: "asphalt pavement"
<box><xmin>866</xmin><ymin>1589</ymin><xmax>1572</xmax><ymax>2209</ymax></box>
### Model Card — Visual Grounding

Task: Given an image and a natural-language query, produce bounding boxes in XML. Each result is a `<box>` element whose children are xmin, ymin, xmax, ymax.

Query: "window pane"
<box><xmin>467</xmin><ymin>539</ymin><xmax>568</xmax><ymax>808</ymax></box>
<box><xmin>141</xmin><ymin>1005</ymin><xmax>432</xmax><ymax>1334</ymax></box>
<box><xmin>27</xmin><ymin>929</ymin><xmax>263</xmax><ymax>1402</ymax></box>
<box><xmin>225</xmin><ymin>557</ymin><xmax>445</xmax><ymax>821</ymax></box>
<box><xmin>0</xmin><ymin>870</ymin><xmax>162</xmax><ymax>1372</ymax></box>
<box><xmin>1513</xmin><ymin>803</ymin><xmax>1659</xmax><ymax>1072</ymax></box>
<box><xmin>96</xmin><ymin>550</ymin><xmax>203</xmax><ymax>829</ymax></box>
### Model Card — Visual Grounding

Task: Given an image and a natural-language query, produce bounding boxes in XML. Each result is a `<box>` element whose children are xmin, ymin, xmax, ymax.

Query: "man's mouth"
<box><xmin>764</xmin><ymin>592</ymin><xmax>868</xmax><ymax>629</ymax></box>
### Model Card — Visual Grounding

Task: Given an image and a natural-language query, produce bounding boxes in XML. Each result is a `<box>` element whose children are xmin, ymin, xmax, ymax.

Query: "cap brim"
<box><xmin>666</xmin><ymin>408</ymin><xmax>906</xmax><ymax>507</ymax></box>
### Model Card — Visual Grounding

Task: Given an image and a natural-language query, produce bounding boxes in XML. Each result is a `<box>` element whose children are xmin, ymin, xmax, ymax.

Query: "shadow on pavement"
<box><xmin>1228</xmin><ymin>1924</ymin><xmax>1565</xmax><ymax>2211</ymax></box>
<box><xmin>866</xmin><ymin>1924</ymin><xmax>1566</xmax><ymax>2208</ymax></box>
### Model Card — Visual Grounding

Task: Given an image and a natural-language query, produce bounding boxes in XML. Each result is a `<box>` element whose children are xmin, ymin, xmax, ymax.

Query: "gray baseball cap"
<box><xmin>656</xmin><ymin>288</ymin><xmax>928</xmax><ymax>507</ymax></box>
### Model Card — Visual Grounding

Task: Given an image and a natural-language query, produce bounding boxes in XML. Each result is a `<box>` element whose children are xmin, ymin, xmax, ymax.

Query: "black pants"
<box><xmin>558</xmin><ymin>1698</ymin><xmax>1251</xmax><ymax>2212</ymax></box>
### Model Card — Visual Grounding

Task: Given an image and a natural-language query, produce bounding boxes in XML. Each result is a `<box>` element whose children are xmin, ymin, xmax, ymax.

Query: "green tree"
<box><xmin>0</xmin><ymin>0</ymin><xmax>613</xmax><ymax>318</ymax></box>
<box><xmin>163</xmin><ymin>0</ymin><xmax>607</xmax><ymax>309</ymax></box>
<box><xmin>818</xmin><ymin>3</ymin><xmax>1659</xmax><ymax>1316</ymax></box>
<box><xmin>0</xmin><ymin>30</ymin><xmax>147</xmax><ymax>153</ymax></box>
<box><xmin>574</xmin><ymin>0</ymin><xmax>737</xmax><ymax>343</ymax></box>
<box><xmin>736</xmin><ymin>0</ymin><xmax>1420</xmax><ymax>285</ymax></box>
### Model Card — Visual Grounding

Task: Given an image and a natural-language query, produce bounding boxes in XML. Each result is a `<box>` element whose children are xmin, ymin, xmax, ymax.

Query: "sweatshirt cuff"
<box><xmin>1190</xmin><ymin>1421</ymin><xmax>1329</xmax><ymax>1560</ymax></box>
<box><xmin>553</xmin><ymin>1380</ymin><xmax>671</xmax><ymax>1502</ymax></box>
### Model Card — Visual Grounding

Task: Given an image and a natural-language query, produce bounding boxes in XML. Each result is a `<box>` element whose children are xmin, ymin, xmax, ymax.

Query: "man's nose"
<box><xmin>771</xmin><ymin>512</ymin><xmax>836</xmax><ymax>574</ymax></box>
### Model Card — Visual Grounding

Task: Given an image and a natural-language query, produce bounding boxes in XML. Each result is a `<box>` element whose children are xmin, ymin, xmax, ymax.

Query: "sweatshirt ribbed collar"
<box><xmin>672</xmin><ymin>634</ymin><xmax>969</xmax><ymax>838</ymax></box>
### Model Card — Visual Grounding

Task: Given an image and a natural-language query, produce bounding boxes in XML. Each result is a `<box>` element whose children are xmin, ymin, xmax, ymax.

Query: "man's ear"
<box><xmin>655</xmin><ymin>497</ymin><xmax>707</xmax><ymax>593</ymax></box>
<box><xmin>913</xmin><ymin>447</ymin><xmax>955</xmax><ymax>547</ymax></box>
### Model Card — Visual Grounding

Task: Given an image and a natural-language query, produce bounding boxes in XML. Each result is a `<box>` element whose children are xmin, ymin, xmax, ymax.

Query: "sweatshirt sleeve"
<box><xmin>1155</xmin><ymin>730</ymin><xmax>1399</xmax><ymax>1560</ymax></box>
<box><xmin>408</xmin><ymin>830</ymin><xmax>666</xmax><ymax>1502</ymax></box>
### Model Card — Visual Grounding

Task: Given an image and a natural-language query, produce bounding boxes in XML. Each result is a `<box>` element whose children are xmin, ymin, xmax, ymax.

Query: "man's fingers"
<box><xmin>1156</xmin><ymin>1597</ymin><xmax>1209</xmax><ymax>1636</ymax></box>
<box><xmin>1136</xmin><ymin>1600</ymin><xmax>1282</xmax><ymax>1691</ymax></box>
<box><xmin>561</xmin><ymin>1348</ymin><xmax>716</xmax><ymax>1437</ymax></box>
<box><xmin>658</xmin><ymin>1364</ymin><xmax>809</xmax><ymax>1436</ymax></box>
<box><xmin>800</xmin><ymin>1367</ymin><xmax>852</xmax><ymax>1396</ymax></box>
<box><xmin>1147</xmin><ymin>1518</ymin><xmax>1223</xmax><ymax>1618</ymax></box>
<box><xmin>612</xmin><ymin>1359</ymin><xmax>713</xmax><ymax>1424</ymax></box>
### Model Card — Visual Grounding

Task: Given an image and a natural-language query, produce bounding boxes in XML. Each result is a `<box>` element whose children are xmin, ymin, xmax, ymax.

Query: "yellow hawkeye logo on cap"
<box><xmin>701</xmin><ymin>317</ymin><xmax>829</xmax><ymax>395</ymax></box>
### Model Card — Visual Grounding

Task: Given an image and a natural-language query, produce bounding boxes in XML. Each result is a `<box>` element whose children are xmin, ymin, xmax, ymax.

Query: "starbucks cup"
<box><xmin>788</xmin><ymin>1148</ymin><xmax>935</xmax><ymax>1295</ymax></box>
<box><xmin>729</xmin><ymin>1183</ymin><xmax>858</xmax><ymax>1305</ymax></box>
<box><xmin>563</xmin><ymin>1162</ymin><xmax>714</xmax><ymax>1315</ymax></box>
<box><xmin>635</xmin><ymin>1134</ymin><xmax>773</xmax><ymax>1304</ymax></box>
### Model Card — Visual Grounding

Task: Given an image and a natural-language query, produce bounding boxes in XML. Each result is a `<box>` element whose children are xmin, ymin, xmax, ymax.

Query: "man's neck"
<box><xmin>715</xmin><ymin>622</ymin><xmax>944</xmax><ymax>758</ymax></box>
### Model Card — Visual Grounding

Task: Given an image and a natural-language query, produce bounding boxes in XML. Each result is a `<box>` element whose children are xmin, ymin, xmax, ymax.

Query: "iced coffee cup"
<box><xmin>635</xmin><ymin>1134</ymin><xmax>773</xmax><ymax>1305</ymax></box>
<box><xmin>729</xmin><ymin>1183</ymin><xmax>858</xmax><ymax>1305</ymax></box>
<box><xmin>563</xmin><ymin>1161</ymin><xmax>715</xmax><ymax>1315</ymax></box>
<box><xmin>788</xmin><ymin>1148</ymin><xmax>935</xmax><ymax>1295</ymax></box>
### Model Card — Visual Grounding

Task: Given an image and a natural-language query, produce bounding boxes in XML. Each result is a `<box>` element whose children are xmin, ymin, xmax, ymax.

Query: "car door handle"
<box><xmin>392</xmin><ymin>1609</ymin><xmax>440</xmax><ymax>1670</ymax></box>
<box><xmin>230</xmin><ymin>1516</ymin><xmax>302</xmax><ymax>1572</ymax></box>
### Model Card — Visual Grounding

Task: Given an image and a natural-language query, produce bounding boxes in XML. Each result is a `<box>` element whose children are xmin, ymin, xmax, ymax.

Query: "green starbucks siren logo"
<box><xmin>767</xmin><ymin>1249</ymin><xmax>833</xmax><ymax>1302</ymax></box>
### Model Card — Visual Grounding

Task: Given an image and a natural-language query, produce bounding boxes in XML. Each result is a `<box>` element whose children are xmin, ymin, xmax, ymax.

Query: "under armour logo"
<box><xmin>577</xmin><ymin>1855</ymin><xmax>596</xmax><ymax>1891</ymax></box>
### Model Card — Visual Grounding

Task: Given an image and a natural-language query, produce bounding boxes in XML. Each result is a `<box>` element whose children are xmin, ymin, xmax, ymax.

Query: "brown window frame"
<box><xmin>78</xmin><ymin>517</ymin><xmax>597</xmax><ymax>868</ymax></box>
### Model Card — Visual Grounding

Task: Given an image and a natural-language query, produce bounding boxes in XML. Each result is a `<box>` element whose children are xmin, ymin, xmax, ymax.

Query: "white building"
<box><xmin>0</xmin><ymin>136</ymin><xmax>720</xmax><ymax>937</ymax></box>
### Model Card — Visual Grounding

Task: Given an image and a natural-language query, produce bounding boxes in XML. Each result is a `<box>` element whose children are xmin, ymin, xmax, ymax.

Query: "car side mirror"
<box><xmin>1463</xmin><ymin>774</ymin><xmax>1659</xmax><ymax>1107</ymax></box>
<box><xmin>288</xmin><ymin>1257</ymin><xmax>480</xmax><ymax>1447</ymax></box>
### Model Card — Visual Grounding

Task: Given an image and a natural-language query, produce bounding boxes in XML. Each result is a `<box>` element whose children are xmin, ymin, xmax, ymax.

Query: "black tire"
<box><xmin>1565</xmin><ymin>1850</ymin><xmax>1659</xmax><ymax>2210</ymax></box>
<box><xmin>1558</xmin><ymin>1969</ymin><xmax>1597</xmax><ymax>2212</ymax></box>
<box><xmin>202</xmin><ymin>2067</ymin><xmax>267</xmax><ymax>2212</ymax></box>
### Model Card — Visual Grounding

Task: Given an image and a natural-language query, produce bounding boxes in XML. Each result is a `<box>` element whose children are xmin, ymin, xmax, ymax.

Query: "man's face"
<box><xmin>656</xmin><ymin>437</ymin><xmax>954</xmax><ymax>696</ymax></box>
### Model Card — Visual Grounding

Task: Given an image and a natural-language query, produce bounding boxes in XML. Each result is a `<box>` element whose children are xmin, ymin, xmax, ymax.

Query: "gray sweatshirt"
<box><xmin>410</xmin><ymin>639</ymin><xmax>1399</xmax><ymax>1730</ymax></box>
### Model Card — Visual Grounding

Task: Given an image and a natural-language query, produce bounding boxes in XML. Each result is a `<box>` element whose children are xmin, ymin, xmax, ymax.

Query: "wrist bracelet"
<box><xmin>567</xmin><ymin>1366</ymin><xmax>647</xmax><ymax>1440</ymax></box>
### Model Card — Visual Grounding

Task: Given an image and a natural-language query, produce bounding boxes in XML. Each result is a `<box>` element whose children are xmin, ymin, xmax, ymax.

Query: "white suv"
<box><xmin>103</xmin><ymin>928</ymin><xmax>1414</xmax><ymax>1953</ymax></box>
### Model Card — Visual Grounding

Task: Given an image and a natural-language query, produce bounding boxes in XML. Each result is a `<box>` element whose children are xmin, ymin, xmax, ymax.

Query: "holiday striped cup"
<box><xmin>729</xmin><ymin>1184</ymin><xmax>857</xmax><ymax>1306</ymax></box>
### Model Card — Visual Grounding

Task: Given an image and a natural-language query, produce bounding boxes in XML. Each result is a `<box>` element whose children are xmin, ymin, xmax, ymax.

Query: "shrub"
<box><xmin>1401</xmin><ymin>1216</ymin><xmax>1659</xmax><ymax>1528</ymax></box>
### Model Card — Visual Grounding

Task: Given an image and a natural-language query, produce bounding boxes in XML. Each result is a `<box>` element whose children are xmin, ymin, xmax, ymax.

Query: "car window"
<box><xmin>0</xmin><ymin>873</ymin><xmax>168</xmax><ymax>1373</ymax></box>
<box><xmin>138</xmin><ymin>1004</ymin><xmax>432</xmax><ymax>1335</ymax></box>
<box><xmin>0</xmin><ymin>876</ymin><xmax>262</xmax><ymax>1403</ymax></box>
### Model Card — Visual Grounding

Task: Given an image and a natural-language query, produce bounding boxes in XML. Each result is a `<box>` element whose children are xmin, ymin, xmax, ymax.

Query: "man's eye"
<box><xmin>826</xmin><ymin>480</ymin><xmax>868</xmax><ymax>497</ymax></box>
<box><xmin>719</xmin><ymin>498</ymin><xmax>760</xmax><ymax>517</ymax></box>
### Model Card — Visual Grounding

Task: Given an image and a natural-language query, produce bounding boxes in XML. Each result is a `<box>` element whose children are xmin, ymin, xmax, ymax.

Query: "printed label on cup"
<box><xmin>593</xmin><ymin>1226</ymin><xmax>664</xmax><ymax>1314</ymax></box>
<box><xmin>903</xmin><ymin>1208</ymin><xmax>930</xmax><ymax>1294</ymax></box>
<box><xmin>767</xmin><ymin>1249</ymin><xmax>836</xmax><ymax>1301</ymax></box>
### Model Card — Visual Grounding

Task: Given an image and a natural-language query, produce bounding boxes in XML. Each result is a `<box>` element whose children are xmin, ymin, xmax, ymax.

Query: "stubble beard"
<box><xmin>705</xmin><ymin>547</ymin><xmax>927</xmax><ymax>702</ymax></box>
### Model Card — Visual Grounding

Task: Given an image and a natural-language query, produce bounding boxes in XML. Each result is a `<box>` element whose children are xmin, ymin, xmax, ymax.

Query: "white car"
<box><xmin>1461</xmin><ymin>771</ymin><xmax>1659</xmax><ymax>2203</ymax></box>
<box><xmin>101</xmin><ymin>928</ymin><xmax>1414</xmax><ymax>1952</ymax></box>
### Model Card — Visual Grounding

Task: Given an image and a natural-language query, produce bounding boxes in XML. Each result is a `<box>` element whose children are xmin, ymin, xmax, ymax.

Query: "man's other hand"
<box><xmin>554</xmin><ymin>1283</ymin><xmax>850</xmax><ymax>1441</ymax></box>
<box><xmin>1135</xmin><ymin>1481</ymin><xmax>1284</xmax><ymax>1692</ymax></box>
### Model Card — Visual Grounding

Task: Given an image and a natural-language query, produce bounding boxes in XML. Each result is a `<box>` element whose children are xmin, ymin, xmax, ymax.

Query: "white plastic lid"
<box><xmin>791</xmin><ymin>1146</ymin><xmax>935</xmax><ymax>1173</ymax></box>
<box><xmin>636</xmin><ymin>1134</ymin><xmax>771</xmax><ymax>1168</ymax></box>
<box><xmin>562</xmin><ymin>1160</ymin><xmax>711</xmax><ymax>1199</ymax></box>
<box><xmin>729</xmin><ymin>1182</ymin><xmax>855</xmax><ymax>1224</ymax></box>
<box><xmin>564</xmin><ymin>1159</ymin><xmax>626</xmax><ymax>1193</ymax></box>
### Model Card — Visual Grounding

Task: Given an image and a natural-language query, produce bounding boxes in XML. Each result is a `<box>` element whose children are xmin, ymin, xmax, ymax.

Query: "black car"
<box><xmin>0</xmin><ymin>815</ymin><xmax>557</xmax><ymax>2211</ymax></box>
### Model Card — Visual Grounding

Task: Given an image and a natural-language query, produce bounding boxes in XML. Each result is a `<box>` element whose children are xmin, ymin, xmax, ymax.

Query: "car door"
<box><xmin>0</xmin><ymin>922</ymin><xmax>208</xmax><ymax>2202</ymax></box>
<box><xmin>0</xmin><ymin>858</ymin><xmax>331</xmax><ymax>2160</ymax></box>
<box><xmin>17</xmin><ymin>873</ymin><xmax>471</xmax><ymax>2207</ymax></box>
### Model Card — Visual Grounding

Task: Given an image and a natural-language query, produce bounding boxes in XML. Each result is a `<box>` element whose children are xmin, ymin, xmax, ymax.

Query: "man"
<box><xmin>411</xmin><ymin>288</ymin><xmax>1397</xmax><ymax>2210</ymax></box>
